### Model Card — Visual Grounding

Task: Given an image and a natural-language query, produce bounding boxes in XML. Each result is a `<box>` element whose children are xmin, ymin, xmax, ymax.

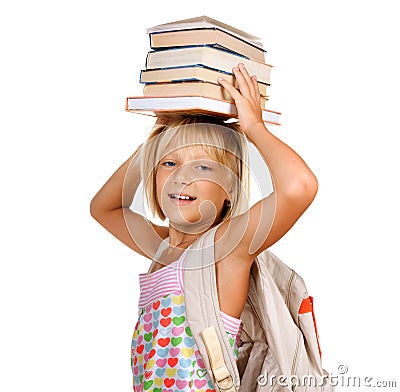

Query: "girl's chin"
<box><xmin>164</xmin><ymin>211</ymin><xmax>216</xmax><ymax>226</ymax></box>
<box><xmin>165</xmin><ymin>213</ymin><xmax>202</xmax><ymax>225</ymax></box>
<box><xmin>161</xmin><ymin>201</ymin><xmax>220</xmax><ymax>227</ymax></box>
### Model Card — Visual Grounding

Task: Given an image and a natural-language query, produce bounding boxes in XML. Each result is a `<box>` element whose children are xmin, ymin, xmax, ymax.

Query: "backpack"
<box><xmin>180</xmin><ymin>222</ymin><xmax>334</xmax><ymax>392</ymax></box>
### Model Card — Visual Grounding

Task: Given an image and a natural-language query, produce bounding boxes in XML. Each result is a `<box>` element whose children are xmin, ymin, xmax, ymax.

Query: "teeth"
<box><xmin>170</xmin><ymin>194</ymin><xmax>194</xmax><ymax>200</ymax></box>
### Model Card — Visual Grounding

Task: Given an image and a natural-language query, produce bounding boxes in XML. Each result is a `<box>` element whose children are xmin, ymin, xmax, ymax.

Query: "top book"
<box><xmin>146</xmin><ymin>15</ymin><xmax>264</xmax><ymax>50</ymax></box>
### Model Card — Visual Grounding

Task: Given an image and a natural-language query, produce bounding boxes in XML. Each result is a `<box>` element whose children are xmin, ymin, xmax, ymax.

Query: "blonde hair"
<box><xmin>140</xmin><ymin>115</ymin><xmax>251</xmax><ymax>223</ymax></box>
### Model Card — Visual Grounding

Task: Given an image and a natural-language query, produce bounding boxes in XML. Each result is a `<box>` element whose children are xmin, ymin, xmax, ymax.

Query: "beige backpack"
<box><xmin>180</xmin><ymin>222</ymin><xmax>334</xmax><ymax>392</ymax></box>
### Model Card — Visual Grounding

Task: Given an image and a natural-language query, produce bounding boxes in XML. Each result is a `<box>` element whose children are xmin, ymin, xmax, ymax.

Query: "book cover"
<box><xmin>149</xmin><ymin>27</ymin><xmax>266</xmax><ymax>62</ymax></box>
<box><xmin>146</xmin><ymin>15</ymin><xmax>264</xmax><ymax>49</ymax></box>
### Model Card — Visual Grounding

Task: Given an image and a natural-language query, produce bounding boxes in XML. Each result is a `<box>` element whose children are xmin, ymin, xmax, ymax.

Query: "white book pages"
<box><xmin>126</xmin><ymin>96</ymin><xmax>280</xmax><ymax>125</ymax></box>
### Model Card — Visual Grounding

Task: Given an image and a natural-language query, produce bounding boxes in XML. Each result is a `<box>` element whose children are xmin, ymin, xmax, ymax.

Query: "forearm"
<box><xmin>247</xmin><ymin>123</ymin><xmax>318</xmax><ymax>197</ymax></box>
<box><xmin>90</xmin><ymin>143</ymin><xmax>143</xmax><ymax>214</ymax></box>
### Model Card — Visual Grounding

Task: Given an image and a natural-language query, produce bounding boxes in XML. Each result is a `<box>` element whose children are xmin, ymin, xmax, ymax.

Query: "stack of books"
<box><xmin>126</xmin><ymin>16</ymin><xmax>281</xmax><ymax>125</ymax></box>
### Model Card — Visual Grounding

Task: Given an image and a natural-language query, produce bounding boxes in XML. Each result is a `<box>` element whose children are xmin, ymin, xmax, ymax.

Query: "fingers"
<box><xmin>232</xmin><ymin>65</ymin><xmax>250</xmax><ymax>96</ymax></box>
<box><xmin>219</xmin><ymin>63</ymin><xmax>260</xmax><ymax>102</ymax></box>
<box><xmin>217</xmin><ymin>77</ymin><xmax>242</xmax><ymax>101</ymax></box>
<box><xmin>250</xmin><ymin>74</ymin><xmax>261</xmax><ymax>105</ymax></box>
<box><xmin>234</xmin><ymin>63</ymin><xmax>257</xmax><ymax>98</ymax></box>
<box><xmin>218</xmin><ymin>64</ymin><xmax>263</xmax><ymax>131</ymax></box>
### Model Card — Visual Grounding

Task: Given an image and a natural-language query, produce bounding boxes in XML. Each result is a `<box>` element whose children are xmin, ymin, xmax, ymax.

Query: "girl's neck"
<box><xmin>168</xmin><ymin>236</ymin><xmax>198</xmax><ymax>249</ymax></box>
<box><xmin>167</xmin><ymin>220</ymin><xmax>222</xmax><ymax>249</ymax></box>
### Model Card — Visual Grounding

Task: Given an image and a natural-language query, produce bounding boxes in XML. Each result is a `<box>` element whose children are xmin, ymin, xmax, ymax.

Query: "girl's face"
<box><xmin>155</xmin><ymin>145</ymin><xmax>232</xmax><ymax>230</ymax></box>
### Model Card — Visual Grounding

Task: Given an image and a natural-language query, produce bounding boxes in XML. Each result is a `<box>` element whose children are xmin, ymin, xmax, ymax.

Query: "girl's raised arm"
<box><xmin>217</xmin><ymin>63</ymin><xmax>318</xmax><ymax>261</ymax></box>
<box><xmin>90</xmin><ymin>141</ymin><xmax>168</xmax><ymax>259</ymax></box>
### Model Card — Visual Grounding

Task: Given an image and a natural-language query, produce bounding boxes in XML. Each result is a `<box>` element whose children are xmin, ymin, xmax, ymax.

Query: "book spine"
<box><xmin>148</xmin><ymin>33</ymin><xmax>154</xmax><ymax>50</ymax></box>
<box><xmin>145</xmin><ymin>51</ymin><xmax>151</xmax><ymax>68</ymax></box>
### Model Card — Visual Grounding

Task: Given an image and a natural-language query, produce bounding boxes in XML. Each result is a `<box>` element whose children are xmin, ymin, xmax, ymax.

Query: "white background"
<box><xmin>1</xmin><ymin>0</ymin><xmax>399</xmax><ymax>391</ymax></box>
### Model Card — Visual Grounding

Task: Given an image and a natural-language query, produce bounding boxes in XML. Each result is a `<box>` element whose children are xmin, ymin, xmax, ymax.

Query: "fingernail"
<box><xmin>218</xmin><ymin>77</ymin><xmax>225</xmax><ymax>82</ymax></box>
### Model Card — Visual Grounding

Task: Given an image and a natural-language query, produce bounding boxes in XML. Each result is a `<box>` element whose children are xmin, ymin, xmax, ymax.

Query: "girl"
<box><xmin>90</xmin><ymin>63</ymin><xmax>318</xmax><ymax>391</ymax></box>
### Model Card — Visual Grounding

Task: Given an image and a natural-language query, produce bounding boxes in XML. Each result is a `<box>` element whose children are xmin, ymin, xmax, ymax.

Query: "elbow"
<box><xmin>90</xmin><ymin>199</ymin><xmax>99</xmax><ymax>220</ymax></box>
<box><xmin>287</xmin><ymin>171</ymin><xmax>319</xmax><ymax>206</ymax></box>
<box><xmin>90</xmin><ymin>196</ymin><xmax>123</xmax><ymax>222</ymax></box>
<box><xmin>305</xmin><ymin>171</ymin><xmax>319</xmax><ymax>201</ymax></box>
<box><xmin>90</xmin><ymin>197</ymin><xmax>103</xmax><ymax>220</ymax></box>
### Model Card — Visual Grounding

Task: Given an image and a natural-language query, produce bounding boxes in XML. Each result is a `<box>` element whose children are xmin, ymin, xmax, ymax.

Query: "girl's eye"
<box><xmin>197</xmin><ymin>165</ymin><xmax>211</xmax><ymax>171</ymax></box>
<box><xmin>162</xmin><ymin>161</ymin><xmax>211</xmax><ymax>171</ymax></box>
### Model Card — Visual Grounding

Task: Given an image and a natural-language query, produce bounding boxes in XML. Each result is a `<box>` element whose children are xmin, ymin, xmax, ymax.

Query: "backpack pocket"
<box><xmin>298</xmin><ymin>296</ymin><xmax>322</xmax><ymax>360</ymax></box>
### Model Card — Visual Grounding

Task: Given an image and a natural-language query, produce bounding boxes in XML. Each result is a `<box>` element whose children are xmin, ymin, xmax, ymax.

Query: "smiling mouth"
<box><xmin>168</xmin><ymin>193</ymin><xmax>197</xmax><ymax>201</ymax></box>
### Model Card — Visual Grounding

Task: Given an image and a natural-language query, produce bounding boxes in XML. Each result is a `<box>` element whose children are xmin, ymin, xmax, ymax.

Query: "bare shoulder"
<box><xmin>213</xmin><ymin>219</ymin><xmax>255</xmax><ymax>319</ymax></box>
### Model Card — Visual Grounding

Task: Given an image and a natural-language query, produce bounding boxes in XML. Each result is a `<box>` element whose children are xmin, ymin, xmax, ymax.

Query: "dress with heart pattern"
<box><xmin>131</xmin><ymin>243</ymin><xmax>242</xmax><ymax>392</ymax></box>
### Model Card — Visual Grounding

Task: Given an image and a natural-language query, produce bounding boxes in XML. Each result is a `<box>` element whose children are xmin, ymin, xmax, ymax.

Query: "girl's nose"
<box><xmin>172</xmin><ymin>165</ymin><xmax>191</xmax><ymax>185</ymax></box>
<box><xmin>173</xmin><ymin>177</ymin><xmax>188</xmax><ymax>185</ymax></box>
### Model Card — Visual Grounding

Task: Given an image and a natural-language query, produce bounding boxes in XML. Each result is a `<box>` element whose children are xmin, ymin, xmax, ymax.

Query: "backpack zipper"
<box><xmin>291</xmin><ymin>329</ymin><xmax>301</xmax><ymax>389</ymax></box>
<box><xmin>242</xmin><ymin>263</ymin><xmax>267</xmax><ymax>339</ymax></box>
<box><xmin>287</xmin><ymin>268</ymin><xmax>301</xmax><ymax>391</ymax></box>
<box><xmin>245</xmin><ymin>295</ymin><xmax>267</xmax><ymax>340</ymax></box>
<box><xmin>285</xmin><ymin>269</ymin><xmax>296</xmax><ymax>307</ymax></box>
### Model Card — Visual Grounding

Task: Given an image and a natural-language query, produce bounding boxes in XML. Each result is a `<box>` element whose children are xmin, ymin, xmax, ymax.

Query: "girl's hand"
<box><xmin>218</xmin><ymin>63</ymin><xmax>265</xmax><ymax>138</ymax></box>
